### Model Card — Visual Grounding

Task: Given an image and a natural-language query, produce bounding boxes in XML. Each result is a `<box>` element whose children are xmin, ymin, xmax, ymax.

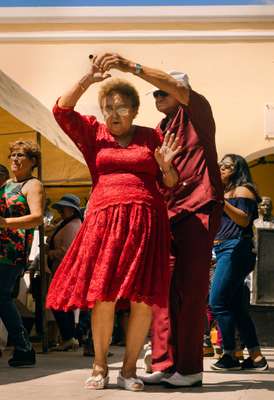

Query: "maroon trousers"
<box><xmin>151</xmin><ymin>207</ymin><xmax>222</xmax><ymax>375</ymax></box>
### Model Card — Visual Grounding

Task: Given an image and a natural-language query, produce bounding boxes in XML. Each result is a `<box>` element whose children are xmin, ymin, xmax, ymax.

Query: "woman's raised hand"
<box><xmin>89</xmin><ymin>57</ymin><xmax>112</xmax><ymax>82</ymax></box>
<box><xmin>93</xmin><ymin>53</ymin><xmax>130</xmax><ymax>73</ymax></box>
<box><xmin>154</xmin><ymin>132</ymin><xmax>181</xmax><ymax>174</ymax></box>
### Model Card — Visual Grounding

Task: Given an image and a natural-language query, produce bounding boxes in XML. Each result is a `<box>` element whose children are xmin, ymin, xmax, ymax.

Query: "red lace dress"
<box><xmin>46</xmin><ymin>104</ymin><xmax>171</xmax><ymax>311</ymax></box>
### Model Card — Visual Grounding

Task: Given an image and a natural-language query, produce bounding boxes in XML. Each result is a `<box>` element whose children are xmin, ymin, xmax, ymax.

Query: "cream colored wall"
<box><xmin>0</xmin><ymin>19</ymin><xmax>274</xmax><ymax>162</ymax></box>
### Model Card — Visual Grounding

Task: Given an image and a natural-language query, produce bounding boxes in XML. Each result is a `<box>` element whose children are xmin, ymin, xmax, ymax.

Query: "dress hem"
<box><xmin>47</xmin><ymin>294</ymin><xmax>168</xmax><ymax>311</ymax></box>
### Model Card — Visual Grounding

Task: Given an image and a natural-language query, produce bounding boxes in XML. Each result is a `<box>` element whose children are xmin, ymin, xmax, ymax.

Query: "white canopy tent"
<box><xmin>0</xmin><ymin>69</ymin><xmax>84</xmax><ymax>164</ymax></box>
<box><xmin>0</xmin><ymin>69</ymin><xmax>92</xmax><ymax>204</ymax></box>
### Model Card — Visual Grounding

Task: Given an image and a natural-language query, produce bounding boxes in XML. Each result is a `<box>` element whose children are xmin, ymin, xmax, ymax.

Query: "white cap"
<box><xmin>168</xmin><ymin>71</ymin><xmax>190</xmax><ymax>88</ymax></box>
<box><xmin>146</xmin><ymin>70</ymin><xmax>190</xmax><ymax>95</ymax></box>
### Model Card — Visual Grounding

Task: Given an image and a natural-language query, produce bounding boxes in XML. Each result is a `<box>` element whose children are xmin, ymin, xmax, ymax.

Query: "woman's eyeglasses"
<box><xmin>153</xmin><ymin>90</ymin><xmax>169</xmax><ymax>98</ymax></box>
<box><xmin>8</xmin><ymin>152</ymin><xmax>28</xmax><ymax>160</ymax></box>
<box><xmin>219</xmin><ymin>162</ymin><xmax>235</xmax><ymax>171</ymax></box>
<box><xmin>102</xmin><ymin>106</ymin><xmax>130</xmax><ymax>117</ymax></box>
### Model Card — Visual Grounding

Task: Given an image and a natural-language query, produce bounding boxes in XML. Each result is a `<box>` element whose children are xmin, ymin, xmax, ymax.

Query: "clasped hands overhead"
<box><xmin>88</xmin><ymin>52</ymin><xmax>131</xmax><ymax>81</ymax></box>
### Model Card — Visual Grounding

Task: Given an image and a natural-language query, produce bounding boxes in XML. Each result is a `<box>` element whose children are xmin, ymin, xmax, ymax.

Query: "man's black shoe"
<box><xmin>8</xmin><ymin>348</ymin><xmax>36</xmax><ymax>367</ymax></box>
<box><xmin>210</xmin><ymin>353</ymin><xmax>241</xmax><ymax>371</ymax></box>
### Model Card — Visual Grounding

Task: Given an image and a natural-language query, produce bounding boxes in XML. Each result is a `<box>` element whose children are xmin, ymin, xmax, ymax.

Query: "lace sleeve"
<box><xmin>53</xmin><ymin>101</ymin><xmax>99</xmax><ymax>160</ymax></box>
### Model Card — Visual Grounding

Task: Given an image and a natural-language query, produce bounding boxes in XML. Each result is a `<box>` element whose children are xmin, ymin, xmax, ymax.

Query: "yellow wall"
<box><xmin>1</xmin><ymin>15</ymin><xmax>274</xmax><ymax>201</ymax></box>
<box><xmin>1</xmin><ymin>27</ymin><xmax>274</xmax><ymax>161</ymax></box>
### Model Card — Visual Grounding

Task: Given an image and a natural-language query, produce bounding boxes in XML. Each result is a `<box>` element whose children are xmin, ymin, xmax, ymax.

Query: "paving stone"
<box><xmin>0</xmin><ymin>346</ymin><xmax>273</xmax><ymax>400</ymax></box>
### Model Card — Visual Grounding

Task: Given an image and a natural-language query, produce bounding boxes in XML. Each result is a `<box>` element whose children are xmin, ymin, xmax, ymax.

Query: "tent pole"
<box><xmin>36</xmin><ymin>131</ymin><xmax>49</xmax><ymax>353</ymax></box>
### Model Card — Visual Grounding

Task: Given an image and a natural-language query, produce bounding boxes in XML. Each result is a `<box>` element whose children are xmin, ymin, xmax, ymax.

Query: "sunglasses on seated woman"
<box><xmin>153</xmin><ymin>90</ymin><xmax>169</xmax><ymax>98</ymax></box>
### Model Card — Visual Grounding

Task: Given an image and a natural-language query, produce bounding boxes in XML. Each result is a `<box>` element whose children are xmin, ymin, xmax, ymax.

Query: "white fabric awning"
<box><xmin>0</xmin><ymin>69</ymin><xmax>85</xmax><ymax>164</ymax></box>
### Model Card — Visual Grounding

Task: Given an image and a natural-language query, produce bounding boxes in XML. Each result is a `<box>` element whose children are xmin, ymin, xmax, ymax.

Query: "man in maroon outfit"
<box><xmin>95</xmin><ymin>53</ymin><xmax>224</xmax><ymax>387</ymax></box>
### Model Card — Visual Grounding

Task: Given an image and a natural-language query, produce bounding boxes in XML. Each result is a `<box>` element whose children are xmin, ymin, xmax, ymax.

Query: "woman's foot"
<box><xmin>85</xmin><ymin>365</ymin><xmax>109</xmax><ymax>390</ymax></box>
<box><xmin>117</xmin><ymin>371</ymin><xmax>144</xmax><ymax>391</ymax></box>
<box><xmin>241</xmin><ymin>356</ymin><xmax>268</xmax><ymax>371</ymax></box>
<box><xmin>210</xmin><ymin>353</ymin><xmax>241</xmax><ymax>371</ymax></box>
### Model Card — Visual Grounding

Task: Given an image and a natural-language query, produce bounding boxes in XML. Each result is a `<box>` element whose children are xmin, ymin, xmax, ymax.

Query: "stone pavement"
<box><xmin>0</xmin><ymin>346</ymin><xmax>273</xmax><ymax>400</ymax></box>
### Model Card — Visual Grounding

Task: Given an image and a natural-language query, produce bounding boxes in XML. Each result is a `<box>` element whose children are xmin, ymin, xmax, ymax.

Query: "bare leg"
<box><xmin>122</xmin><ymin>301</ymin><xmax>152</xmax><ymax>379</ymax></box>
<box><xmin>91</xmin><ymin>300</ymin><xmax>116</xmax><ymax>376</ymax></box>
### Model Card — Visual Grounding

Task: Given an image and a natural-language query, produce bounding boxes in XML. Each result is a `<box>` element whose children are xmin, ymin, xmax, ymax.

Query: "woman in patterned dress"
<box><xmin>0</xmin><ymin>140</ymin><xmax>45</xmax><ymax>367</ymax></box>
<box><xmin>46</xmin><ymin>61</ymin><xmax>180</xmax><ymax>391</ymax></box>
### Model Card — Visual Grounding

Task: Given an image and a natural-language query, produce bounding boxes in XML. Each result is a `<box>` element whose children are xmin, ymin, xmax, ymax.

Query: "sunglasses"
<box><xmin>8</xmin><ymin>152</ymin><xmax>28</xmax><ymax>160</ymax></box>
<box><xmin>219</xmin><ymin>162</ymin><xmax>235</xmax><ymax>171</ymax></box>
<box><xmin>153</xmin><ymin>90</ymin><xmax>169</xmax><ymax>98</ymax></box>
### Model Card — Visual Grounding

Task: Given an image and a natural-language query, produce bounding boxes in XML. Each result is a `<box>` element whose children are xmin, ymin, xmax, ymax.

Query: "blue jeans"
<box><xmin>0</xmin><ymin>263</ymin><xmax>32</xmax><ymax>351</ymax></box>
<box><xmin>209</xmin><ymin>238</ymin><xmax>259</xmax><ymax>352</ymax></box>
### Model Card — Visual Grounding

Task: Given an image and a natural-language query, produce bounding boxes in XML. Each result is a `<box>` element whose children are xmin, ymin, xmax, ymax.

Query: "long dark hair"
<box><xmin>222</xmin><ymin>154</ymin><xmax>261</xmax><ymax>202</ymax></box>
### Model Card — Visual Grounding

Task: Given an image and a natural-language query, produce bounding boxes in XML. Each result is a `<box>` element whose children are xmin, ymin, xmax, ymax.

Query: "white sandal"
<box><xmin>85</xmin><ymin>372</ymin><xmax>109</xmax><ymax>390</ymax></box>
<box><xmin>117</xmin><ymin>371</ymin><xmax>144</xmax><ymax>391</ymax></box>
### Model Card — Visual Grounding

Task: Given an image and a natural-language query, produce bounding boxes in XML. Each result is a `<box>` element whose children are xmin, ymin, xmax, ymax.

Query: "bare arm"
<box><xmin>224</xmin><ymin>186</ymin><xmax>256</xmax><ymax>228</ymax></box>
<box><xmin>0</xmin><ymin>179</ymin><xmax>45</xmax><ymax>229</ymax></box>
<box><xmin>94</xmin><ymin>53</ymin><xmax>190</xmax><ymax>105</ymax></box>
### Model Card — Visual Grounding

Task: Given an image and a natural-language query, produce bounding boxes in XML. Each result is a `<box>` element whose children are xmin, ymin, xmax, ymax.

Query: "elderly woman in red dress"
<box><xmin>46</xmin><ymin>61</ymin><xmax>180</xmax><ymax>391</ymax></box>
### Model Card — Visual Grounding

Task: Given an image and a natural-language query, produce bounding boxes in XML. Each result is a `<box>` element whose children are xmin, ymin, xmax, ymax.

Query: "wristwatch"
<box><xmin>135</xmin><ymin>63</ymin><xmax>142</xmax><ymax>75</ymax></box>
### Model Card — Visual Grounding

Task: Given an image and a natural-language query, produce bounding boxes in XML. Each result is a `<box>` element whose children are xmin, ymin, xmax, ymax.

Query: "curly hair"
<box><xmin>98</xmin><ymin>78</ymin><xmax>140</xmax><ymax>111</ymax></box>
<box><xmin>9</xmin><ymin>140</ymin><xmax>41</xmax><ymax>170</ymax></box>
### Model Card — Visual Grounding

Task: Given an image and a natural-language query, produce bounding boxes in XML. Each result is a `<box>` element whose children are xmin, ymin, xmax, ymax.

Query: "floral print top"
<box><xmin>0</xmin><ymin>179</ymin><xmax>34</xmax><ymax>268</ymax></box>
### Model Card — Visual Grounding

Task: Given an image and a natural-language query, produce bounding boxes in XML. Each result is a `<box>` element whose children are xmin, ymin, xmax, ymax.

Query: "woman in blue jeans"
<box><xmin>209</xmin><ymin>154</ymin><xmax>268</xmax><ymax>371</ymax></box>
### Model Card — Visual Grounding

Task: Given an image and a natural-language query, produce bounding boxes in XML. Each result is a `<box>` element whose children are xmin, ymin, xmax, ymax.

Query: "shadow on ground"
<box><xmin>0</xmin><ymin>346</ymin><xmax>273</xmax><ymax>394</ymax></box>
